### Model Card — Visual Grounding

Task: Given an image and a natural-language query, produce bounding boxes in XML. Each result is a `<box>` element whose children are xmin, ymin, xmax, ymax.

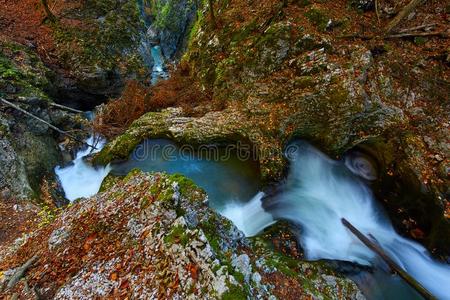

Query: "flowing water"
<box><xmin>53</xmin><ymin>16</ymin><xmax>450</xmax><ymax>295</ymax></box>
<box><xmin>150</xmin><ymin>45</ymin><xmax>169</xmax><ymax>85</ymax></box>
<box><xmin>55</xmin><ymin>137</ymin><xmax>450</xmax><ymax>299</ymax></box>
<box><xmin>54</xmin><ymin>135</ymin><xmax>110</xmax><ymax>201</ymax></box>
<box><xmin>223</xmin><ymin>141</ymin><xmax>450</xmax><ymax>299</ymax></box>
<box><xmin>111</xmin><ymin>139</ymin><xmax>261</xmax><ymax>211</ymax></box>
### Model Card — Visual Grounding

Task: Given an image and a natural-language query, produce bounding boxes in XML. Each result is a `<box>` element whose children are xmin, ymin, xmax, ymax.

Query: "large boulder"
<box><xmin>0</xmin><ymin>171</ymin><xmax>363</xmax><ymax>299</ymax></box>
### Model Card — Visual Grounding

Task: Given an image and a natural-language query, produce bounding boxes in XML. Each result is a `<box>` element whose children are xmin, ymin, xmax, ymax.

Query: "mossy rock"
<box><xmin>304</xmin><ymin>7</ymin><xmax>329</xmax><ymax>32</ymax></box>
<box><xmin>0</xmin><ymin>40</ymin><xmax>53</xmax><ymax>99</ymax></box>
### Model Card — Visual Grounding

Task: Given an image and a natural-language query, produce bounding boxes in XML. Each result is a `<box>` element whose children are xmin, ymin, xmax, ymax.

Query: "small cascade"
<box><xmin>150</xmin><ymin>45</ymin><xmax>168</xmax><ymax>85</ymax></box>
<box><xmin>55</xmin><ymin>135</ymin><xmax>111</xmax><ymax>201</ymax></box>
<box><xmin>223</xmin><ymin>141</ymin><xmax>450</xmax><ymax>299</ymax></box>
<box><xmin>221</xmin><ymin>192</ymin><xmax>275</xmax><ymax>236</ymax></box>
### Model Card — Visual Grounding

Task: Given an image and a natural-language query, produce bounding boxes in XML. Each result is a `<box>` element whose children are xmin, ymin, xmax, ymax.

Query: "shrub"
<box><xmin>93</xmin><ymin>80</ymin><xmax>150</xmax><ymax>138</ymax></box>
<box><xmin>93</xmin><ymin>62</ymin><xmax>212</xmax><ymax>139</ymax></box>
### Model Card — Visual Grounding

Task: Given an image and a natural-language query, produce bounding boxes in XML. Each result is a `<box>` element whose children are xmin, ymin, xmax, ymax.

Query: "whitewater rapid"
<box><xmin>55</xmin><ymin>135</ymin><xmax>111</xmax><ymax>201</ymax></box>
<box><xmin>222</xmin><ymin>141</ymin><xmax>450</xmax><ymax>299</ymax></box>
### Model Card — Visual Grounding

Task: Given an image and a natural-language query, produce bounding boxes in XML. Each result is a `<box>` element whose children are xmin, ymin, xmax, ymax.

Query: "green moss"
<box><xmin>140</xmin><ymin>196</ymin><xmax>152</xmax><ymax>209</ymax></box>
<box><xmin>294</xmin><ymin>76</ymin><xmax>314</xmax><ymax>88</ymax></box>
<box><xmin>94</xmin><ymin>132</ymin><xmax>141</xmax><ymax>165</ymax></box>
<box><xmin>124</xmin><ymin>168</ymin><xmax>143</xmax><ymax>182</ymax></box>
<box><xmin>414</xmin><ymin>37</ymin><xmax>427</xmax><ymax>45</ymax></box>
<box><xmin>168</xmin><ymin>173</ymin><xmax>200</xmax><ymax>197</ymax></box>
<box><xmin>0</xmin><ymin>56</ymin><xmax>22</xmax><ymax>81</ymax></box>
<box><xmin>52</xmin><ymin>0</ymin><xmax>144</xmax><ymax>76</ymax></box>
<box><xmin>164</xmin><ymin>224</ymin><xmax>190</xmax><ymax>246</ymax></box>
<box><xmin>265</xmin><ymin>255</ymin><xmax>298</xmax><ymax>277</ymax></box>
<box><xmin>159</xmin><ymin>188</ymin><xmax>175</xmax><ymax>202</ymax></box>
<box><xmin>232</xmin><ymin>270</ymin><xmax>245</xmax><ymax>283</ymax></box>
<box><xmin>99</xmin><ymin>174</ymin><xmax>123</xmax><ymax>193</ymax></box>
<box><xmin>221</xmin><ymin>282</ymin><xmax>247</xmax><ymax>300</ymax></box>
<box><xmin>201</xmin><ymin>215</ymin><xmax>222</xmax><ymax>254</ymax></box>
<box><xmin>187</xmin><ymin>10</ymin><xmax>204</xmax><ymax>49</ymax></box>
<box><xmin>297</xmin><ymin>0</ymin><xmax>311</xmax><ymax>7</ymax></box>
<box><xmin>304</xmin><ymin>8</ymin><xmax>329</xmax><ymax>31</ymax></box>
<box><xmin>0</xmin><ymin>41</ymin><xmax>52</xmax><ymax>99</ymax></box>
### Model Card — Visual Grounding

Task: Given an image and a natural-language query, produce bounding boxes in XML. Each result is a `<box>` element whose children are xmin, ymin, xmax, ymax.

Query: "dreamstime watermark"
<box><xmin>131</xmin><ymin>141</ymin><xmax>303</xmax><ymax>162</ymax></box>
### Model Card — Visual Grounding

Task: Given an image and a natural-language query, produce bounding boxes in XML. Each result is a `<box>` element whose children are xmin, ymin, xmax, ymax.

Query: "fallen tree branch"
<box><xmin>0</xmin><ymin>97</ymin><xmax>97</xmax><ymax>150</ymax></box>
<box><xmin>398</xmin><ymin>23</ymin><xmax>436</xmax><ymax>33</ymax></box>
<box><xmin>341</xmin><ymin>218</ymin><xmax>437</xmax><ymax>300</ymax></box>
<box><xmin>385</xmin><ymin>0</ymin><xmax>426</xmax><ymax>34</ymax></box>
<box><xmin>6</xmin><ymin>255</ymin><xmax>39</xmax><ymax>289</ymax></box>
<box><xmin>386</xmin><ymin>31</ymin><xmax>449</xmax><ymax>39</ymax></box>
<box><xmin>338</xmin><ymin>31</ymin><xmax>448</xmax><ymax>40</ymax></box>
<box><xmin>48</xmin><ymin>102</ymin><xmax>83</xmax><ymax>114</ymax></box>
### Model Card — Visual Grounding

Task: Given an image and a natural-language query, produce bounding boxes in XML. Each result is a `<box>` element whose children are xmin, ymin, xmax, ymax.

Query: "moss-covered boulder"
<box><xmin>0</xmin><ymin>171</ymin><xmax>363</xmax><ymax>299</ymax></box>
<box><xmin>93</xmin><ymin>107</ymin><xmax>286</xmax><ymax>182</ymax></box>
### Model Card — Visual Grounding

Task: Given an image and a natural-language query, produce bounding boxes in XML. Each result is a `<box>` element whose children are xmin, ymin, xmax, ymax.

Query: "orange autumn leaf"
<box><xmin>110</xmin><ymin>272</ymin><xmax>118</xmax><ymax>281</ymax></box>
<box><xmin>83</xmin><ymin>233</ymin><xmax>97</xmax><ymax>251</ymax></box>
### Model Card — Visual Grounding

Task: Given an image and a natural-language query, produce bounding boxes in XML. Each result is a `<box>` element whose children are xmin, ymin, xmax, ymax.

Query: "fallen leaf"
<box><xmin>111</xmin><ymin>272</ymin><xmax>118</xmax><ymax>281</ymax></box>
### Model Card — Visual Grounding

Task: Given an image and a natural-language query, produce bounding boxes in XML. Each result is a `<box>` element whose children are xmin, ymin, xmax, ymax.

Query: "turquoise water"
<box><xmin>111</xmin><ymin>139</ymin><xmax>261</xmax><ymax>211</ymax></box>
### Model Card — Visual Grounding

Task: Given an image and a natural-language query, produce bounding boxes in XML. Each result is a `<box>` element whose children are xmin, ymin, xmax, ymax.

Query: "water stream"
<box><xmin>55</xmin><ymin>137</ymin><xmax>450</xmax><ymax>299</ymax></box>
<box><xmin>223</xmin><ymin>141</ymin><xmax>450</xmax><ymax>299</ymax></box>
<box><xmin>54</xmin><ymin>135</ymin><xmax>110</xmax><ymax>201</ymax></box>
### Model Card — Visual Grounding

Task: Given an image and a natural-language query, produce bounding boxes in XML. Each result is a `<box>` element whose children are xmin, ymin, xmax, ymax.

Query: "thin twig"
<box><xmin>0</xmin><ymin>98</ymin><xmax>98</xmax><ymax>150</ymax></box>
<box><xmin>337</xmin><ymin>34</ymin><xmax>375</xmax><ymax>40</ymax></box>
<box><xmin>375</xmin><ymin>0</ymin><xmax>380</xmax><ymax>23</ymax></box>
<box><xmin>48</xmin><ymin>102</ymin><xmax>83</xmax><ymax>114</ymax></box>
<box><xmin>338</xmin><ymin>31</ymin><xmax>448</xmax><ymax>40</ymax></box>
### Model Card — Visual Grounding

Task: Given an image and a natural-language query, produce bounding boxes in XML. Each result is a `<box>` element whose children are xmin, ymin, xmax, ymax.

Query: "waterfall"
<box><xmin>55</xmin><ymin>135</ymin><xmax>111</xmax><ymax>201</ymax></box>
<box><xmin>222</xmin><ymin>141</ymin><xmax>450</xmax><ymax>299</ymax></box>
<box><xmin>221</xmin><ymin>192</ymin><xmax>275</xmax><ymax>236</ymax></box>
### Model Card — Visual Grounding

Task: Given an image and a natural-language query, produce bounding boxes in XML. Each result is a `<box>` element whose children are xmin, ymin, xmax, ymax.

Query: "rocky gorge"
<box><xmin>0</xmin><ymin>0</ymin><xmax>449</xmax><ymax>299</ymax></box>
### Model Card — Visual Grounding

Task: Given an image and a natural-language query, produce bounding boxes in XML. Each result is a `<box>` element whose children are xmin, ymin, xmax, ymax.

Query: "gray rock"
<box><xmin>0</xmin><ymin>137</ymin><xmax>33</xmax><ymax>199</ymax></box>
<box><xmin>232</xmin><ymin>254</ymin><xmax>252</xmax><ymax>282</ymax></box>
<box><xmin>48</xmin><ymin>227</ymin><xmax>70</xmax><ymax>250</ymax></box>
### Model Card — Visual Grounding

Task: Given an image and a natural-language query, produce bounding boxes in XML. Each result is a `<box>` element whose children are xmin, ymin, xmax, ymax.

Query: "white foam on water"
<box><xmin>223</xmin><ymin>141</ymin><xmax>450</xmax><ymax>299</ymax></box>
<box><xmin>221</xmin><ymin>192</ymin><xmax>275</xmax><ymax>236</ymax></box>
<box><xmin>55</xmin><ymin>135</ymin><xmax>111</xmax><ymax>201</ymax></box>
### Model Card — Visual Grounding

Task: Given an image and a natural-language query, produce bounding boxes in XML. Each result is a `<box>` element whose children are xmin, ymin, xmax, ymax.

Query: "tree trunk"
<box><xmin>41</xmin><ymin>0</ymin><xmax>57</xmax><ymax>22</ymax></box>
<box><xmin>208</xmin><ymin>0</ymin><xmax>217</xmax><ymax>28</ymax></box>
